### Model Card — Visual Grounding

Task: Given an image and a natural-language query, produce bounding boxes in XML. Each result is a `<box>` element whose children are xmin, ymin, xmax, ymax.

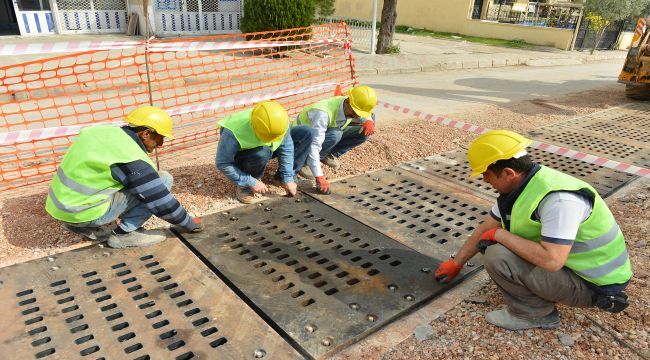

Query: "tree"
<box><xmin>241</xmin><ymin>0</ymin><xmax>315</xmax><ymax>34</ymax></box>
<box><xmin>584</xmin><ymin>0</ymin><xmax>650</xmax><ymax>54</ymax></box>
<box><xmin>376</xmin><ymin>0</ymin><xmax>398</xmax><ymax>54</ymax></box>
<box><xmin>314</xmin><ymin>0</ymin><xmax>335</xmax><ymax>17</ymax></box>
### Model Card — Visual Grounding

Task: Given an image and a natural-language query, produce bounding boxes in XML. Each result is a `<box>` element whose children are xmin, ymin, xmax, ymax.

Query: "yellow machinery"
<box><xmin>619</xmin><ymin>18</ymin><xmax>650</xmax><ymax>99</ymax></box>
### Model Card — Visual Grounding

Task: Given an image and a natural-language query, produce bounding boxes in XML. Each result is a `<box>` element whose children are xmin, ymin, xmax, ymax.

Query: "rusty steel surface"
<box><xmin>307</xmin><ymin>168</ymin><xmax>491</xmax><ymax>271</ymax></box>
<box><xmin>401</xmin><ymin>149</ymin><xmax>637</xmax><ymax>199</ymax></box>
<box><xmin>0</xmin><ymin>239</ymin><xmax>301</xmax><ymax>360</ymax></box>
<box><xmin>177</xmin><ymin>197</ymin><xmax>453</xmax><ymax>359</ymax></box>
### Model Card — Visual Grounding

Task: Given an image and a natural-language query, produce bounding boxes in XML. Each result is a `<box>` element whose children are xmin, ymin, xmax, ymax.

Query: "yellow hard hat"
<box><xmin>467</xmin><ymin>130</ymin><xmax>532</xmax><ymax>178</ymax></box>
<box><xmin>348</xmin><ymin>85</ymin><xmax>378</xmax><ymax>118</ymax></box>
<box><xmin>251</xmin><ymin>101</ymin><xmax>289</xmax><ymax>143</ymax></box>
<box><xmin>125</xmin><ymin>106</ymin><xmax>175</xmax><ymax>139</ymax></box>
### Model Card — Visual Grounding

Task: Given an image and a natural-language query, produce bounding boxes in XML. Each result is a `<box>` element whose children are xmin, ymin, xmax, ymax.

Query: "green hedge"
<box><xmin>241</xmin><ymin>0</ymin><xmax>316</xmax><ymax>33</ymax></box>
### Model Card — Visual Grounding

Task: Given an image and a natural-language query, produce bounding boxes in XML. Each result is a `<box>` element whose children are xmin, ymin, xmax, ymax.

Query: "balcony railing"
<box><xmin>482</xmin><ymin>3</ymin><xmax>582</xmax><ymax>29</ymax></box>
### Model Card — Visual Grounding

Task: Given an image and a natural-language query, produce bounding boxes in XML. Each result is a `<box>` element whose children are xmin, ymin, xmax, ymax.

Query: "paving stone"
<box><xmin>414</xmin><ymin>325</ymin><xmax>436</xmax><ymax>342</ymax></box>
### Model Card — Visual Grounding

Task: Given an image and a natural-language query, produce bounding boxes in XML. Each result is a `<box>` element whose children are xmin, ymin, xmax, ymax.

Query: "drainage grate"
<box><xmin>402</xmin><ymin>150</ymin><xmax>636</xmax><ymax>199</ymax></box>
<box><xmin>178</xmin><ymin>197</ymin><xmax>451</xmax><ymax>359</ymax></box>
<box><xmin>583</xmin><ymin>122</ymin><xmax>648</xmax><ymax>143</ymax></box>
<box><xmin>526</xmin><ymin>128</ymin><xmax>649</xmax><ymax>167</ymax></box>
<box><xmin>0</xmin><ymin>240</ymin><xmax>300</xmax><ymax>360</ymax></box>
<box><xmin>308</xmin><ymin>168</ymin><xmax>491</xmax><ymax>268</ymax></box>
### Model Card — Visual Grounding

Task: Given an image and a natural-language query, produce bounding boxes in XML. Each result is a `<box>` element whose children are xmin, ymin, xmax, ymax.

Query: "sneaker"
<box><xmin>107</xmin><ymin>229</ymin><xmax>168</xmax><ymax>249</ymax></box>
<box><xmin>236</xmin><ymin>187</ymin><xmax>256</xmax><ymax>204</ymax></box>
<box><xmin>63</xmin><ymin>223</ymin><xmax>112</xmax><ymax>241</ymax></box>
<box><xmin>485</xmin><ymin>308</ymin><xmax>560</xmax><ymax>331</ymax></box>
<box><xmin>298</xmin><ymin>166</ymin><xmax>315</xmax><ymax>180</ymax></box>
<box><xmin>321</xmin><ymin>154</ymin><xmax>340</xmax><ymax>169</ymax></box>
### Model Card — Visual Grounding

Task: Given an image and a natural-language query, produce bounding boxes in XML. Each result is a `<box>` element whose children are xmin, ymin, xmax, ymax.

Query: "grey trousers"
<box><xmin>483</xmin><ymin>244</ymin><xmax>596</xmax><ymax>319</ymax></box>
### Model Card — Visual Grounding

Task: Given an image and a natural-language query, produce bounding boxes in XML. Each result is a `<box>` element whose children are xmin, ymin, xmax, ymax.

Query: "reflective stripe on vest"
<box><xmin>47</xmin><ymin>187</ymin><xmax>112</xmax><ymax>213</ymax></box>
<box><xmin>297</xmin><ymin>96</ymin><xmax>352</xmax><ymax>129</ymax></box>
<box><xmin>55</xmin><ymin>167</ymin><xmax>119</xmax><ymax>197</ymax></box>
<box><xmin>219</xmin><ymin>109</ymin><xmax>284</xmax><ymax>151</ymax></box>
<box><xmin>509</xmin><ymin>165</ymin><xmax>632</xmax><ymax>286</ymax></box>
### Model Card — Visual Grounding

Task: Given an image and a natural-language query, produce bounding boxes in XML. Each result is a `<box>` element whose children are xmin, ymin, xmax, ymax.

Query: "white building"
<box><xmin>2</xmin><ymin>0</ymin><xmax>243</xmax><ymax>36</ymax></box>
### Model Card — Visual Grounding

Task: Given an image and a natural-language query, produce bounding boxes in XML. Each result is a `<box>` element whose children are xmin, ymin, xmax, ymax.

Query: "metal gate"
<box><xmin>574</xmin><ymin>18</ymin><xmax>626</xmax><ymax>50</ymax></box>
<box><xmin>154</xmin><ymin>0</ymin><xmax>242</xmax><ymax>35</ymax></box>
<box><xmin>53</xmin><ymin>0</ymin><xmax>128</xmax><ymax>34</ymax></box>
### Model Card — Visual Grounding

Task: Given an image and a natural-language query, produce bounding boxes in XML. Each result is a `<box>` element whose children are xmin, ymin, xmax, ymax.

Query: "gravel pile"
<box><xmin>0</xmin><ymin>85</ymin><xmax>646</xmax><ymax>358</ymax></box>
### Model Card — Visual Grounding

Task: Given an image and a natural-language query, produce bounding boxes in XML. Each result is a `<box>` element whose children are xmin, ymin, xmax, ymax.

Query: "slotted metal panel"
<box><xmin>402</xmin><ymin>149</ymin><xmax>637</xmax><ymax>199</ymax></box>
<box><xmin>178</xmin><ymin>197</ymin><xmax>453</xmax><ymax>359</ymax></box>
<box><xmin>0</xmin><ymin>239</ymin><xmax>301</xmax><ymax>360</ymax></box>
<box><xmin>308</xmin><ymin>168</ymin><xmax>491</xmax><ymax>268</ymax></box>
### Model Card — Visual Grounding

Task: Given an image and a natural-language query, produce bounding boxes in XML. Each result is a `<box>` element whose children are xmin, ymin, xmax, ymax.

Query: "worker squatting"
<box><xmin>44</xmin><ymin>86</ymin><xmax>632</xmax><ymax>331</ymax></box>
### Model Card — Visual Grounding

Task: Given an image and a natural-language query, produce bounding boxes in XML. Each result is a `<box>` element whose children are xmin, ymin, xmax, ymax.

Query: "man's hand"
<box><xmin>190</xmin><ymin>217</ymin><xmax>204</xmax><ymax>233</ymax></box>
<box><xmin>252</xmin><ymin>180</ymin><xmax>269</xmax><ymax>194</ymax></box>
<box><xmin>282</xmin><ymin>182</ymin><xmax>298</xmax><ymax>197</ymax></box>
<box><xmin>476</xmin><ymin>228</ymin><xmax>499</xmax><ymax>254</ymax></box>
<box><xmin>434</xmin><ymin>259</ymin><xmax>463</xmax><ymax>283</ymax></box>
<box><xmin>315</xmin><ymin>176</ymin><xmax>330</xmax><ymax>194</ymax></box>
<box><xmin>359</xmin><ymin>120</ymin><xmax>375</xmax><ymax>136</ymax></box>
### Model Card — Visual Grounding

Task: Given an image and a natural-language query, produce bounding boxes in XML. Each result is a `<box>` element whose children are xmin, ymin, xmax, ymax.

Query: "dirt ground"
<box><xmin>0</xmin><ymin>84</ymin><xmax>647</xmax><ymax>358</ymax></box>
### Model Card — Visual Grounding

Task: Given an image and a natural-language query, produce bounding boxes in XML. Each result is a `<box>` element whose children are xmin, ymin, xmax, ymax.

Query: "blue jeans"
<box><xmin>320</xmin><ymin>125</ymin><xmax>368</xmax><ymax>160</ymax></box>
<box><xmin>235</xmin><ymin>125</ymin><xmax>313</xmax><ymax>179</ymax></box>
<box><xmin>68</xmin><ymin>171</ymin><xmax>174</xmax><ymax>232</ymax></box>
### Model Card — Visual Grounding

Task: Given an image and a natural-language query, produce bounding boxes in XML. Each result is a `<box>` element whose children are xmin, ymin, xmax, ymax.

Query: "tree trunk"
<box><xmin>590</xmin><ymin>26</ymin><xmax>607</xmax><ymax>55</ymax></box>
<box><xmin>376</xmin><ymin>0</ymin><xmax>397</xmax><ymax>54</ymax></box>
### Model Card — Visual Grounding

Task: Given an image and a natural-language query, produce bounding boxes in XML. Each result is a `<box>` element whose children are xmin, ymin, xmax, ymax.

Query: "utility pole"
<box><xmin>370</xmin><ymin>0</ymin><xmax>378</xmax><ymax>55</ymax></box>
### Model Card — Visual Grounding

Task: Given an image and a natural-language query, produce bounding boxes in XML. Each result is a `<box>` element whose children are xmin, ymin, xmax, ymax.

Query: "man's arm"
<box><xmin>273</xmin><ymin>130</ymin><xmax>296</xmax><ymax>183</ymax></box>
<box><xmin>306</xmin><ymin>110</ymin><xmax>329</xmax><ymax>178</ymax></box>
<box><xmin>111</xmin><ymin>162</ymin><xmax>196</xmax><ymax>231</ymax></box>
<box><xmin>215</xmin><ymin>129</ymin><xmax>257</xmax><ymax>188</ymax></box>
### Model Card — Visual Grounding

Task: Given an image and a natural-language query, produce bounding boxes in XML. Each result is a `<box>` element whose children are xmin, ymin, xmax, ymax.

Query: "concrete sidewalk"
<box><xmin>354</xmin><ymin>33</ymin><xmax>628</xmax><ymax>76</ymax></box>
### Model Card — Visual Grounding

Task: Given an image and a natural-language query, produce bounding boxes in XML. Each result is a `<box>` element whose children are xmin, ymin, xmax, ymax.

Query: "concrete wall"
<box><xmin>334</xmin><ymin>0</ymin><xmax>576</xmax><ymax>49</ymax></box>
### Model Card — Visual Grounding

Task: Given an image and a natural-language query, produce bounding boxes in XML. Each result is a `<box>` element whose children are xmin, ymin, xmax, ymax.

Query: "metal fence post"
<box><xmin>370</xmin><ymin>0</ymin><xmax>377</xmax><ymax>55</ymax></box>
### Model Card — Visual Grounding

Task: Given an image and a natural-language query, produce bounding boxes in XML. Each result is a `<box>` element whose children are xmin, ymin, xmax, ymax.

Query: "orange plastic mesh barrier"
<box><xmin>0</xmin><ymin>23</ymin><xmax>357</xmax><ymax>191</ymax></box>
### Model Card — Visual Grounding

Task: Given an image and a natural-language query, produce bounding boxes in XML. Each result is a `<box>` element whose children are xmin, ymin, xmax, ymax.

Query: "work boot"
<box><xmin>63</xmin><ymin>223</ymin><xmax>112</xmax><ymax>241</ymax></box>
<box><xmin>321</xmin><ymin>154</ymin><xmax>341</xmax><ymax>169</ymax></box>
<box><xmin>236</xmin><ymin>187</ymin><xmax>256</xmax><ymax>204</ymax></box>
<box><xmin>107</xmin><ymin>229</ymin><xmax>168</xmax><ymax>249</ymax></box>
<box><xmin>298</xmin><ymin>166</ymin><xmax>315</xmax><ymax>180</ymax></box>
<box><xmin>485</xmin><ymin>308</ymin><xmax>560</xmax><ymax>331</ymax></box>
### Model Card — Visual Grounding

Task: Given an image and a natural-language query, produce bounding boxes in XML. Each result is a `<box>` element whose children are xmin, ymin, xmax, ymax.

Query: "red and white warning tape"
<box><xmin>377</xmin><ymin>100</ymin><xmax>650</xmax><ymax>178</ymax></box>
<box><xmin>0</xmin><ymin>38</ymin><xmax>346</xmax><ymax>56</ymax></box>
<box><xmin>0</xmin><ymin>81</ymin><xmax>353</xmax><ymax>146</ymax></box>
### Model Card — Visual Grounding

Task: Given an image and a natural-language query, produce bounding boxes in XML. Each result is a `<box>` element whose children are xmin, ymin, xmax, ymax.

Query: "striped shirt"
<box><xmin>110</xmin><ymin>127</ymin><xmax>196</xmax><ymax>231</ymax></box>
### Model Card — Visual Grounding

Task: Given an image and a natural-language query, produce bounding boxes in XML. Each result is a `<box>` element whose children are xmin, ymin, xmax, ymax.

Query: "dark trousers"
<box><xmin>320</xmin><ymin>125</ymin><xmax>368</xmax><ymax>160</ymax></box>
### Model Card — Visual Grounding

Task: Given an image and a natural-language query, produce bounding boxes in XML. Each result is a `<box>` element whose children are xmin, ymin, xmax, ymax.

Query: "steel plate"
<box><xmin>308</xmin><ymin>168</ymin><xmax>491</xmax><ymax>268</ymax></box>
<box><xmin>178</xmin><ymin>198</ymin><xmax>453</xmax><ymax>359</ymax></box>
<box><xmin>401</xmin><ymin>149</ymin><xmax>636</xmax><ymax>199</ymax></box>
<box><xmin>0</xmin><ymin>239</ymin><xmax>301</xmax><ymax>360</ymax></box>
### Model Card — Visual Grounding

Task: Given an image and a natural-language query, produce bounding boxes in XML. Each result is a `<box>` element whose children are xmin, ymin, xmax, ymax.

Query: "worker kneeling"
<box><xmin>434</xmin><ymin>130</ymin><xmax>632</xmax><ymax>330</ymax></box>
<box><xmin>216</xmin><ymin>101</ymin><xmax>313</xmax><ymax>204</ymax></box>
<box><xmin>296</xmin><ymin>85</ymin><xmax>378</xmax><ymax>194</ymax></box>
<box><xmin>46</xmin><ymin>106</ymin><xmax>203</xmax><ymax>249</ymax></box>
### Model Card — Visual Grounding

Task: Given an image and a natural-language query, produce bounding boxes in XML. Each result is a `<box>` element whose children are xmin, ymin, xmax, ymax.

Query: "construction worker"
<box><xmin>434</xmin><ymin>130</ymin><xmax>632</xmax><ymax>330</ymax></box>
<box><xmin>296</xmin><ymin>85</ymin><xmax>378</xmax><ymax>194</ymax></box>
<box><xmin>216</xmin><ymin>100</ymin><xmax>313</xmax><ymax>204</ymax></box>
<box><xmin>46</xmin><ymin>106</ymin><xmax>203</xmax><ymax>249</ymax></box>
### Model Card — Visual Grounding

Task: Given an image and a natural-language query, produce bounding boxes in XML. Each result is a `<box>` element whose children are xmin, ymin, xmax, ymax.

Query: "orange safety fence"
<box><xmin>0</xmin><ymin>23</ymin><xmax>358</xmax><ymax>191</ymax></box>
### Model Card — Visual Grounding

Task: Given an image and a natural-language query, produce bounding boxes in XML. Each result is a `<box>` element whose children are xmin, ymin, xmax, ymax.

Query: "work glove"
<box><xmin>315</xmin><ymin>176</ymin><xmax>331</xmax><ymax>194</ymax></box>
<box><xmin>434</xmin><ymin>259</ymin><xmax>463</xmax><ymax>283</ymax></box>
<box><xmin>476</xmin><ymin>228</ymin><xmax>499</xmax><ymax>254</ymax></box>
<box><xmin>359</xmin><ymin>119</ymin><xmax>375</xmax><ymax>136</ymax></box>
<box><xmin>175</xmin><ymin>217</ymin><xmax>203</xmax><ymax>234</ymax></box>
<box><xmin>594</xmin><ymin>292</ymin><xmax>629</xmax><ymax>313</ymax></box>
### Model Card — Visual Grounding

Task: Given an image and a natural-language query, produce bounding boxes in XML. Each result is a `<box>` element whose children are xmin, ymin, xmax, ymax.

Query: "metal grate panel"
<box><xmin>308</xmin><ymin>168</ymin><xmax>491</xmax><ymax>267</ymax></box>
<box><xmin>0</xmin><ymin>239</ymin><xmax>301</xmax><ymax>360</ymax></box>
<box><xmin>178</xmin><ymin>198</ymin><xmax>453</xmax><ymax>359</ymax></box>
<box><xmin>401</xmin><ymin>150</ymin><xmax>637</xmax><ymax>199</ymax></box>
<box><xmin>582</xmin><ymin>122</ymin><xmax>648</xmax><ymax>143</ymax></box>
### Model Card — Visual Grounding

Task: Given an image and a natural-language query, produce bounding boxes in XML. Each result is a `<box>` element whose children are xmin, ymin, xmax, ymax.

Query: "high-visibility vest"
<box><xmin>297</xmin><ymin>96</ymin><xmax>352</xmax><ymax>129</ymax></box>
<box><xmin>45</xmin><ymin>126</ymin><xmax>155</xmax><ymax>223</ymax></box>
<box><xmin>509</xmin><ymin>166</ymin><xmax>632</xmax><ymax>286</ymax></box>
<box><xmin>219</xmin><ymin>109</ymin><xmax>284</xmax><ymax>152</ymax></box>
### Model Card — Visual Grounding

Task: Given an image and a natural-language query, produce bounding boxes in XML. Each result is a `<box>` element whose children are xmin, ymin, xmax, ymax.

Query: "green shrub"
<box><xmin>241</xmin><ymin>0</ymin><xmax>316</xmax><ymax>34</ymax></box>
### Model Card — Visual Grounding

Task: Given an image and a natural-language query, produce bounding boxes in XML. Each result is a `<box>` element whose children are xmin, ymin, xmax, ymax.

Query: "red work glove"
<box><xmin>359</xmin><ymin>120</ymin><xmax>375</xmax><ymax>136</ymax></box>
<box><xmin>190</xmin><ymin>217</ymin><xmax>204</xmax><ymax>233</ymax></box>
<box><xmin>434</xmin><ymin>259</ymin><xmax>463</xmax><ymax>283</ymax></box>
<box><xmin>315</xmin><ymin>176</ymin><xmax>331</xmax><ymax>194</ymax></box>
<box><xmin>476</xmin><ymin>228</ymin><xmax>499</xmax><ymax>254</ymax></box>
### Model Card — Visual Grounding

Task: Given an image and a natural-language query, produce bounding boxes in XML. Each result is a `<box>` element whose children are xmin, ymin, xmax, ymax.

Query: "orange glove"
<box><xmin>190</xmin><ymin>217</ymin><xmax>204</xmax><ymax>233</ymax></box>
<box><xmin>315</xmin><ymin>176</ymin><xmax>330</xmax><ymax>194</ymax></box>
<box><xmin>359</xmin><ymin>120</ymin><xmax>375</xmax><ymax>136</ymax></box>
<box><xmin>434</xmin><ymin>259</ymin><xmax>463</xmax><ymax>283</ymax></box>
<box><xmin>476</xmin><ymin>228</ymin><xmax>498</xmax><ymax>254</ymax></box>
